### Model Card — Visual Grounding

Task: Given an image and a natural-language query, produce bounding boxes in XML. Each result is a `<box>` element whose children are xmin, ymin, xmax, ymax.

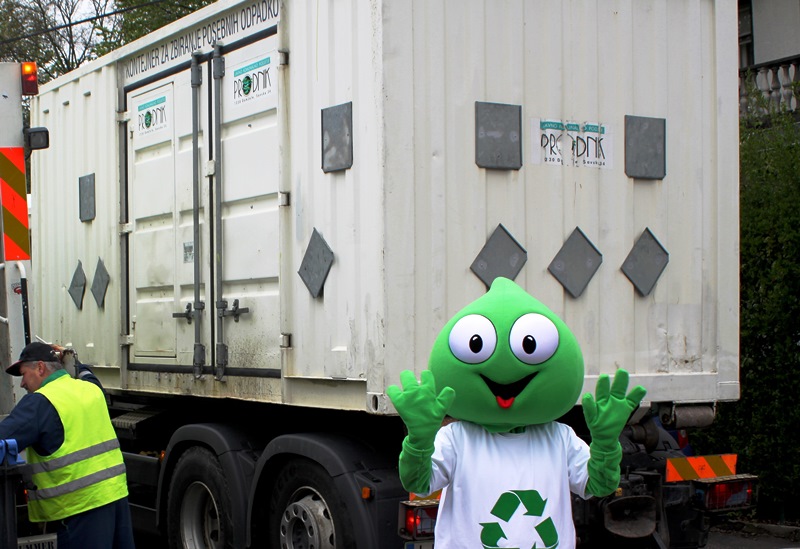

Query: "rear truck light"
<box><xmin>23</xmin><ymin>127</ymin><xmax>49</xmax><ymax>151</ymax></box>
<box><xmin>398</xmin><ymin>493</ymin><xmax>439</xmax><ymax>541</ymax></box>
<box><xmin>20</xmin><ymin>62</ymin><xmax>39</xmax><ymax>96</ymax></box>
<box><xmin>665</xmin><ymin>454</ymin><xmax>758</xmax><ymax>511</ymax></box>
<box><xmin>692</xmin><ymin>474</ymin><xmax>758</xmax><ymax>511</ymax></box>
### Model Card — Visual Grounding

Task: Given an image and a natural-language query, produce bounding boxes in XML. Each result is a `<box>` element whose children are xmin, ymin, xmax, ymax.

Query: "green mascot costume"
<box><xmin>388</xmin><ymin>277</ymin><xmax>646</xmax><ymax>548</ymax></box>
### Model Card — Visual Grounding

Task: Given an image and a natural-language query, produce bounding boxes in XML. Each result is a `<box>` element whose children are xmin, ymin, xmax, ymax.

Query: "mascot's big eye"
<box><xmin>509</xmin><ymin>313</ymin><xmax>559</xmax><ymax>365</ymax></box>
<box><xmin>448</xmin><ymin>314</ymin><xmax>497</xmax><ymax>364</ymax></box>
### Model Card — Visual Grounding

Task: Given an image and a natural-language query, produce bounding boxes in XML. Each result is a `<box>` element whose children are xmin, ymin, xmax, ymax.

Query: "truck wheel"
<box><xmin>269</xmin><ymin>458</ymin><xmax>357</xmax><ymax>549</ymax></box>
<box><xmin>167</xmin><ymin>446</ymin><xmax>233</xmax><ymax>549</ymax></box>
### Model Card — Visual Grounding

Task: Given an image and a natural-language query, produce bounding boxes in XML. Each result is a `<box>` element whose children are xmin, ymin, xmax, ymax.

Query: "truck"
<box><xmin>0</xmin><ymin>61</ymin><xmax>56</xmax><ymax>549</ymax></box>
<box><xmin>2</xmin><ymin>0</ymin><xmax>753</xmax><ymax>547</ymax></box>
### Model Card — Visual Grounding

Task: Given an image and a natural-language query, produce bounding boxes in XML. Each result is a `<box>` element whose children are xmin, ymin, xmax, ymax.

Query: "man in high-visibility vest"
<box><xmin>0</xmin><ymin>342</ymin><xmax>135</xmax><ymax>549</ymax></box>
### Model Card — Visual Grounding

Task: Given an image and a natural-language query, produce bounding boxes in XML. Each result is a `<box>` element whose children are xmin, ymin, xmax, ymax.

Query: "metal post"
<box><xmin>191</xmin><ymin>52</ymin><xmax>206</xmax><ymax>379</ymax></box>
<box><xmin>1</xmin><ymin>441</ymin><xmax>20</xmax><ymax>549</ymax></box>
<box><xmin>211</xmin><ymin>45</ymin><xmax>228</xmax><ymax>381</ymax></box>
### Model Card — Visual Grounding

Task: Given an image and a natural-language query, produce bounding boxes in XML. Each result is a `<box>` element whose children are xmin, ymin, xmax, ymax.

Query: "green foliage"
<box><xmin>0</xmin><ymin>0</ymin><xmax>114</xmax><ymax>82</ymax></box>
<box><xmin>0</xmin><ymin>0</ymin><xmax>57</xmax><ymax>70</ymax></box>
<box><xmin>693</xmin><ymin>103</ymin><xmax>800</xmax><ymax>522</ymax></box>
<box><xmin>1</xmin><ymin>0</ymin><xmax>217</xmax><ymax>80</ymax></box>
<box><xmin>95</xmin><ymin>0</ymin><xmax>216</xmax><ymax>55</ymax></box>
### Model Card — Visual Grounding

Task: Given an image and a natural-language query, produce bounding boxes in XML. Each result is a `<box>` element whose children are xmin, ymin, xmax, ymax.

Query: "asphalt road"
<box><xmin>707</xmin><ymin>523</ymin><xmax>800</xmax><ymax>549</ymax></box>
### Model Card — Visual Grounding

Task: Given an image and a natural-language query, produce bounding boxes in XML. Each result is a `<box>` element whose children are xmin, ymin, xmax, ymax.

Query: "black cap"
<box><xmin>6</xmin><ymin>342</ymin><xmax>59</xmax><ymax>376</ymax></box>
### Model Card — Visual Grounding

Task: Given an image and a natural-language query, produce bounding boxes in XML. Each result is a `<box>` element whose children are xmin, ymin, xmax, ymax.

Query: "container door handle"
<box><xmin>220</xmin><ymin>299</ymin><xmax>250</xmax><ymax>323</ymax></box>
<box><xmin>172</xmin><ymin>303</ymin><xmax>193</xmax><ymax>324</ymax></box>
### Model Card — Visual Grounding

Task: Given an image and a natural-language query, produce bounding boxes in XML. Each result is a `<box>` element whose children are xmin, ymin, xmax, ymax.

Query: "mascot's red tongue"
<box><xmin>496</xmin><ymin>396</ymin><xmax>514</xmax><ymax>409</ymax></box>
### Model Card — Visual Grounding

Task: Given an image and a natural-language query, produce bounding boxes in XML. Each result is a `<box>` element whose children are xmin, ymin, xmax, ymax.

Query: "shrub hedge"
<box><xmin>693</xmin><ymin>105</ymin><xmax>800</xmax><ymax>522</ymax></box>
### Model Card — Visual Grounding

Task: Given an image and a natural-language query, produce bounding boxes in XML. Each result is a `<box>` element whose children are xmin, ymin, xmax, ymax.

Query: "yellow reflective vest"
<box><xmin>26</xmin><ymin>373</ymin><xmax>128</xmax><ymax>522</ymax></box>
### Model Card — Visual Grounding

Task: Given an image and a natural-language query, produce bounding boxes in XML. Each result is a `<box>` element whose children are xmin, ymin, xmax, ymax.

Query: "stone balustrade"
<box><xmin>739</xmin><ymin>55</ymin><xmax>800</xmax><ymax>116</ymax></box>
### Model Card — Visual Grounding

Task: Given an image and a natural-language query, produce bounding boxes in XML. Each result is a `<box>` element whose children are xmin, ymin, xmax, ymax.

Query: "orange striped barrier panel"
<box><xmin>0</xmin><ymin>147</ymin><xmax>30</xmax><ymax>260</ymax></box>
<box><xmin>665</xmin><ymin>454</ymin><xmax>737</xmax><ymax>482</ymax></box>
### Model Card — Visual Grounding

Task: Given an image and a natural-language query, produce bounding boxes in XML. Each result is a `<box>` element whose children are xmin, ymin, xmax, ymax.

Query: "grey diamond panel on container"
<box><xmin>68</xmin><ymin>261</ymin><xmax>86</xmax><ymax>310</ymax></box>
<box><xmin>298</xmin><ymin>228</ymin><xmax>335</xmax><ymax>298</ymax></box>
<box><xmin>91</xmin><ymin>257</ymin><xmax>110</xmax><ymax>308</ymax></box>
<box><xmin>621</xmin><ymin>227</ymin><xmax>669</xmax><ymax>296</ymax></box>
<box><xmin>470</xmin><ymin>224</ymin><xmax>527</xmax><ymax>289</ymax></box>
<box><xmin>548</xmin><ymin>227</ymin><xmax>603</xmax><ymax>298</ymax></box>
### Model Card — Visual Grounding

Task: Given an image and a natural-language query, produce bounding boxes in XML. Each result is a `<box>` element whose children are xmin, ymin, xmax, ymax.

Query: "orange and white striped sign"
<box><xmin>0</xmin><ymin>147</ymin><xmax>30</xmax><ymax>260</ymax></box>
<box><xmin>666</xmin><ymin>454</ymin><xmax>737</xmax><ymax>482</ymax></box>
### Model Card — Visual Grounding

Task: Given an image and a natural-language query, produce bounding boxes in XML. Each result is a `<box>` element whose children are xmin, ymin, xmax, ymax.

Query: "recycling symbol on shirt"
<box><xmin>479</xmin><ymin>489</ymin><xmax>558</xmax><ymax>549</ymax></box>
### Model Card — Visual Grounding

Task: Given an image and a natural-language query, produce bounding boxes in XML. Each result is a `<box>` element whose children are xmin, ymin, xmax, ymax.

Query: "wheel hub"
<box><xmin>280</xmin><ymin>492</ymin><xmax>335</xmax><ymax>549</ymax></box>
<box><xmin>180</xmin><ymin>481</ymin><xmax>222</xmax><ymax>549</ymax></box>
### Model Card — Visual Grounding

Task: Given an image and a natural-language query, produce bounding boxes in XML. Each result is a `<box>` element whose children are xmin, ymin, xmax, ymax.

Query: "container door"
<box><xmin>126</xmin><ymin>36</ymin><xmax>281</xmax><ymax>375</ymax></box>
<box><xmin>211</xmin><ymin>42</ymin><xmax>282</xmax><ymax>376</ymax></box>
<box><xmin>128</xmin><ymin>81</ymin><xmax>184</xmax><ymax>361</ymax></box>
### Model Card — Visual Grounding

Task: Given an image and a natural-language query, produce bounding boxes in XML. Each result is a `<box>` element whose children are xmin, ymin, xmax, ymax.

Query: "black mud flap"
<box><xmin>603</xmin><ymin>495</ymin><xmax>657</xmax><ymax>538</ymax></box>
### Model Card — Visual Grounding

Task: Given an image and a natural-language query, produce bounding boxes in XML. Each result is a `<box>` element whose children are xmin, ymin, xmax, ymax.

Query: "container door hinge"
<box><xmin>119</xmin><ymin>334</ymin><xmax>133</xmax><ymax>347</ymax></box>
<box><xmin>215</xmin><ymin>343</ymin><xmax>228</xmax><ymax>380</ymax></box>
<box><xmin>193</xmin><ymin>343</ymin><xmax>206</xmax><ymax>379</ymax></box>
<box><xmin>280</xmin><ymin>333</ymin><xmax>292</xmax><ymax>348</ymax></box>
<box><xmin>279</xmin><ymin>192</ymin><xmax>290</xmax><ymax>206</ymax></box>
<box><xmin>119</xmin><ymin>223</ymin><xmax>133</xmax><ymax>235</ymax></box>
<box><xmin>279</xmin><ymin>49</ymin><xmax>289</xmax><ymax>66</ymax></box>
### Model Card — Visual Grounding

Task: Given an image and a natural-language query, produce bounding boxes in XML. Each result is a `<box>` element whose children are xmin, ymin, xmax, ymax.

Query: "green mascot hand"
<box><xmin>387</xmin><ymin>369</ymin><xmax>455</xmax><ymax>494</ymax></box>
<box><xmin>388</xmin><ymin>369</ymin><xmax>455</xmax><ymax>450</ymax></box>
<box><xmin>582</xmin><ymin>368</ymin><xmax>646</xmax><ymax>496</ymax></box>
<box><xmin>583</xmin><ymin>368</ymin><xmax>646</xmax><ymax>447</ymax></box>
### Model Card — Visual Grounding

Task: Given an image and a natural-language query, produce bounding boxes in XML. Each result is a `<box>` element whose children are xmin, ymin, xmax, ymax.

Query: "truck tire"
<box><xmin>167</xmin><ymin>446</ymin><xmax>234</xmax><ymax>549</ymax></box>
<box><xmin>268</xmin><ymin>458</ymin><xmax>357</xmax><ymax>549</ymax></box>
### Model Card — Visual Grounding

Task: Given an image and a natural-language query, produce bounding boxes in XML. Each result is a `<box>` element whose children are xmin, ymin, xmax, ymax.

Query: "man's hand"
<box><xmin>582</xmin><ymin>369</ymin><xmax>646</xmax><ymax>449</ymax></box>
<box><xmin>50</xmin><ymin>344</ymin><xmax>77</xmax><ymax>377</ymax></box>
<box><xmin>49</xmin><ymin>343</ymin><xmax>69</xmax><ymax>360</ymax></box>
<box><xmin>387</xmin><ymin>369</ymin><xmax>455</xmax><ymax>450</ymax></box>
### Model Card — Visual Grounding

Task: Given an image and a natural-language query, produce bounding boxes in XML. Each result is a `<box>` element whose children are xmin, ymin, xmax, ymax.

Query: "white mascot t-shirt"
<box><xmin>424</xmin><ymin>420</ymin><xmax>591</xmax><ymax>549</ymax></box>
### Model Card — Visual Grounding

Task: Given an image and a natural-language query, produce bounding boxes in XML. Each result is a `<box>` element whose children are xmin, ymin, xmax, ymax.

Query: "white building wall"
<box><xmin>752</xmin><ymin>0</ymin><xmax>800</xmax><ymax>64</ymax></box>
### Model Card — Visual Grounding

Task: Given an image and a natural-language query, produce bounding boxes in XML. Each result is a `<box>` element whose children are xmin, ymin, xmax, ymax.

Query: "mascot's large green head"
<box><xmin>429</xmin><ymin>277</ymin><xmax>584</xmax><ymax>432</ymax></box>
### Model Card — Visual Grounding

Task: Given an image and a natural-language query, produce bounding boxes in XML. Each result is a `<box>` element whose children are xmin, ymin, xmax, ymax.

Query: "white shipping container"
<box><xmin>29</xmin><ymin>0</ymin><xmax>739</xmax><ymax>413</ymax></box>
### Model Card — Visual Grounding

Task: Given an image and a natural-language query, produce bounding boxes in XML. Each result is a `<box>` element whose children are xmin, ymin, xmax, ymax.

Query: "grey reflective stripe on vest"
<box><xmin>27</xmin><ymin>462</ymin><xmax>127</xmax><ymax>501</ymax></box>
<box><xmin>29</xmin><ymin>438</ymin><xmax>121</xmax><ymax>474</ymax></box>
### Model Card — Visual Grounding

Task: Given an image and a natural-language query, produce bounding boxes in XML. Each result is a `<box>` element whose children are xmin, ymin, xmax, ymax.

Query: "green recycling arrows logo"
<box><xmin>479</xmin><ymin>490</ymin><xmax>558</xmax><ymax>549</ymax></box>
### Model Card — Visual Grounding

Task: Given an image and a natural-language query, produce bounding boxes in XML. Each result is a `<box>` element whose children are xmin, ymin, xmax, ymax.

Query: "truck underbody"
<box><xmin>106</xmin><ymin>391</ymin><xmax>408</xmax><ymax>548</ymax></box>
<box><xmin>105</xmin><ymin>392</ymin><xmax>754</xmax><ymax>549</ymax></box>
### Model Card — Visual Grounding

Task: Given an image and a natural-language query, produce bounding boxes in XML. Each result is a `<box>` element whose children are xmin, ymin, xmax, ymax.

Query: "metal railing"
<box><xmin>739</xmin><ymin>55</ymin><xmax>800</xmax><ymax>116</ymax></box>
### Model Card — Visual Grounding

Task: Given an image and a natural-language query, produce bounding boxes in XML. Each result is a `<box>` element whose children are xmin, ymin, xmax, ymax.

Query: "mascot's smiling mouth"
<box><xmin>480</xmin><ymin>372</ymin><xmax>538</xmax><ymax>409</ymax></box>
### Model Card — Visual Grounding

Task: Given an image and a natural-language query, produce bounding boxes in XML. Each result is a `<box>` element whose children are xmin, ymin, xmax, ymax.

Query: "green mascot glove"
<box><xmin>582</xmin><ymin>368</ymin><xmax>646</xmax><ymax>496</ymax></box>
<box><xmin>387</xmin><ymin>369</ymin><xmax>456</xmax><ymax>494</ymax></box>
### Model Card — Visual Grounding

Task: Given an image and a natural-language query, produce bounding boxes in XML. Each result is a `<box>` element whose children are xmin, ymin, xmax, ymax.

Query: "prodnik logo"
<box><xmin>479</xmin><ymin>490</ymin><xmax>558</xmax><ymax>549</ymax></box>
<box><xmin>232</xmin><ymin>56</ymin><xmax>272</xmax><ymax>105</ymax></box>
<box><xmin>136</xmin><ymin>95</ymin><xmax>168</xmax><ymax>137</ymax></box>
